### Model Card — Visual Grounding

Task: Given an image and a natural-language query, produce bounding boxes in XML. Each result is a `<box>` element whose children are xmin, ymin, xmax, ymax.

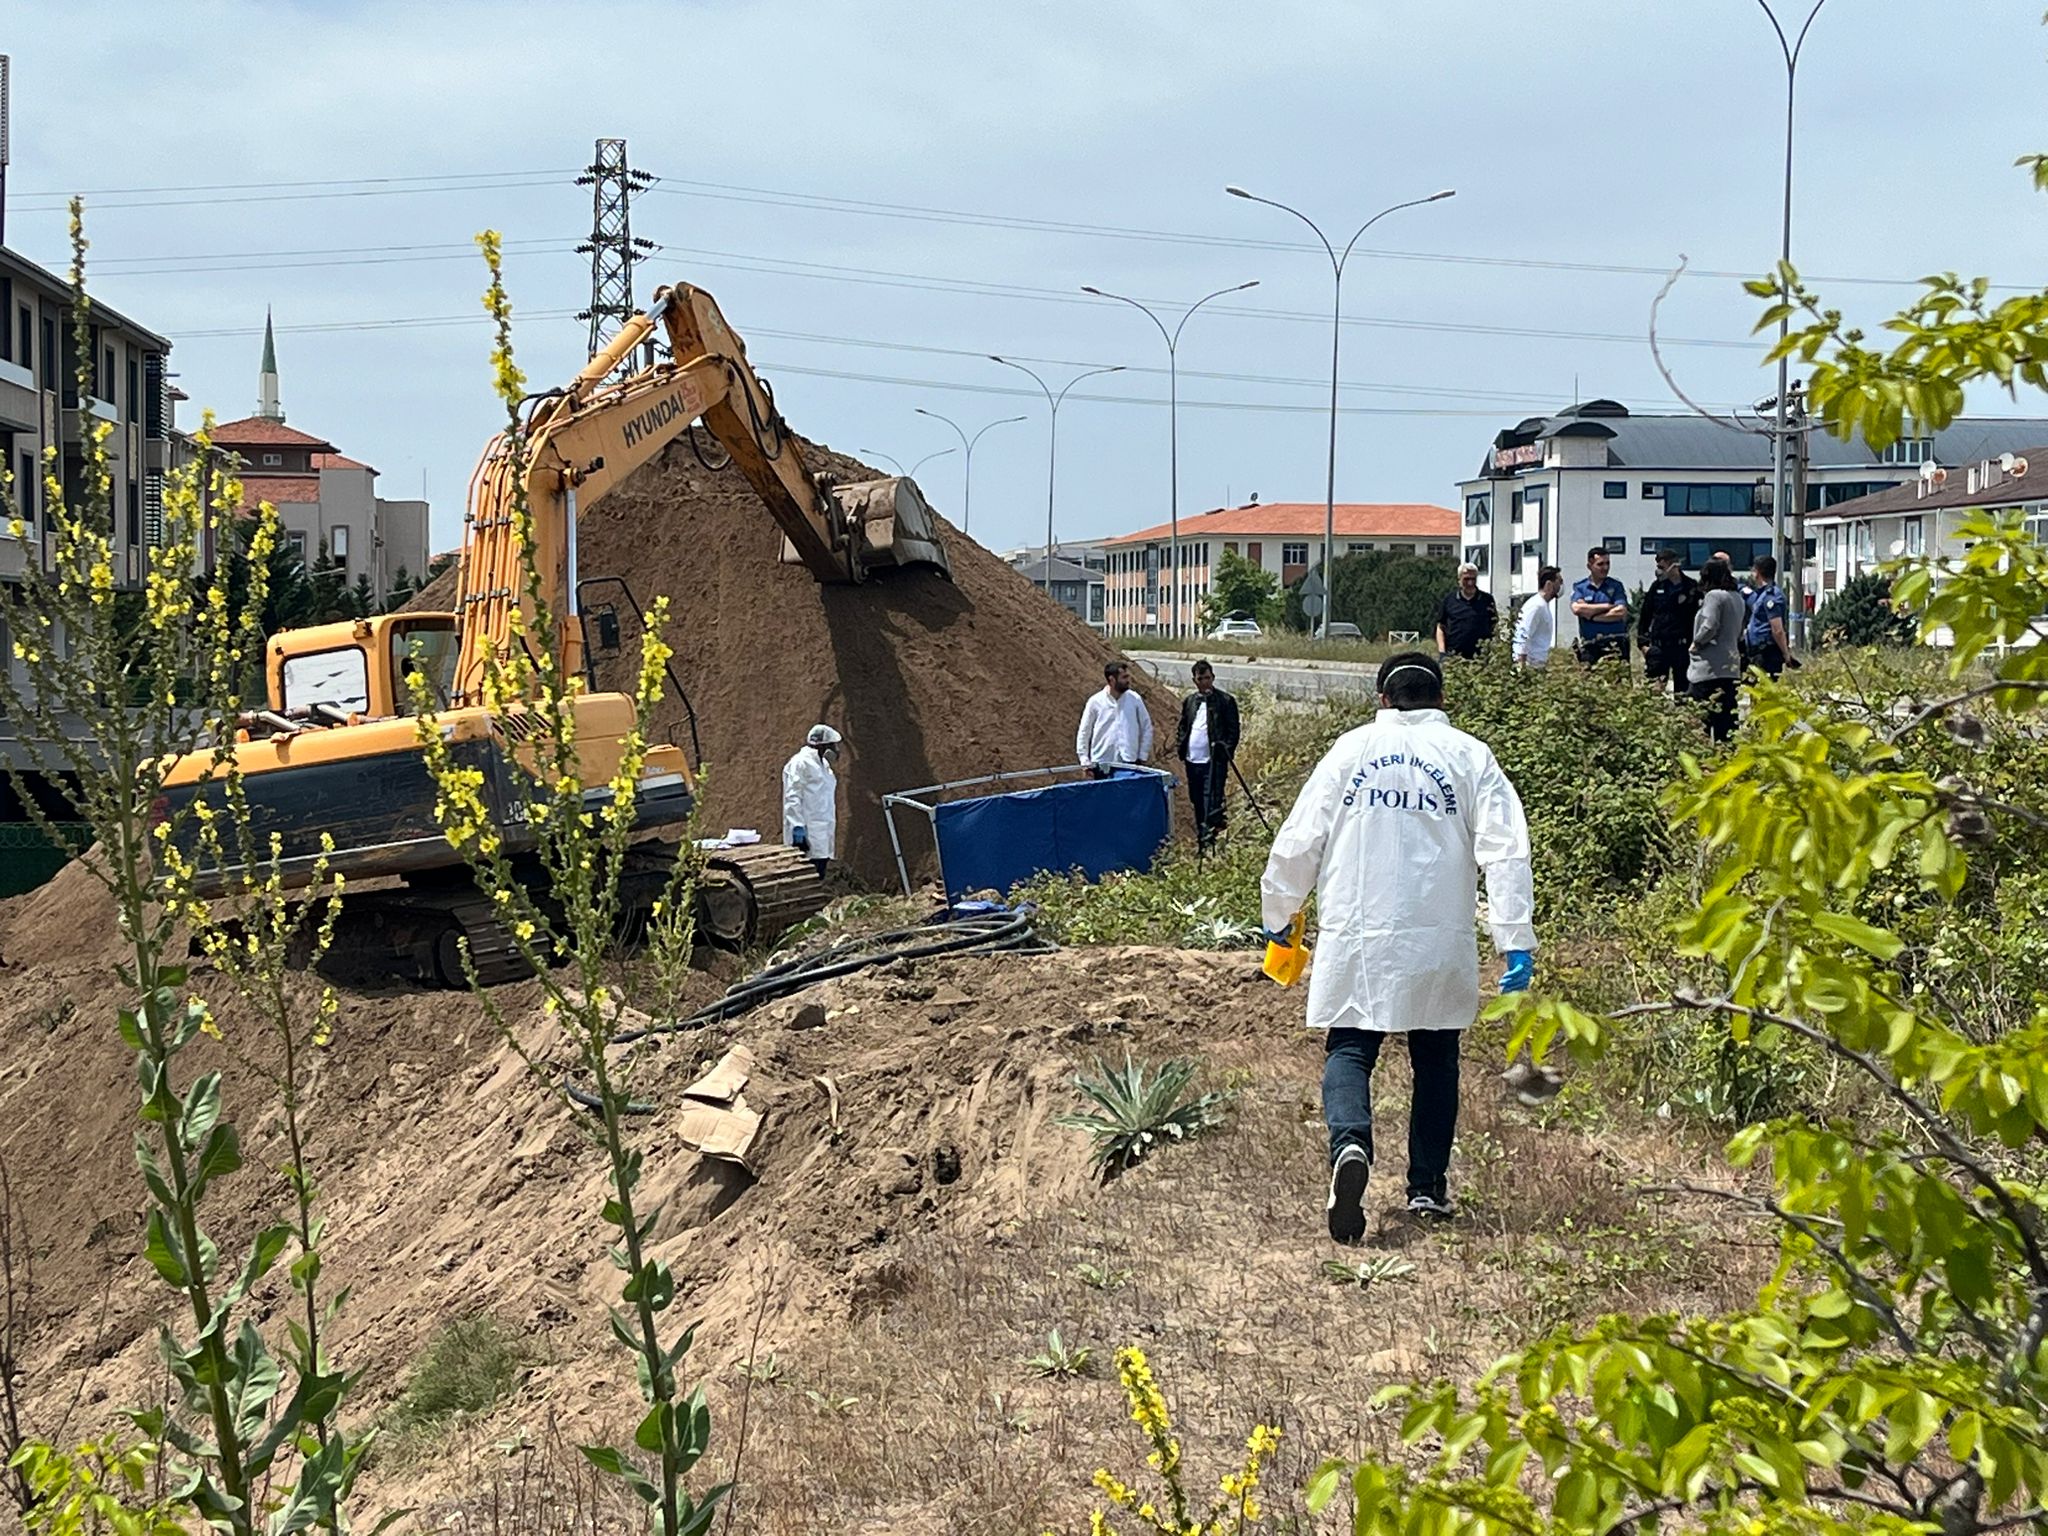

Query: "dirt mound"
<box><xmin>0</xmin><ymin>848</ymin><xmax>122</xmax><ymax>973</ymax></box>
<box><xmin>413</xmin><ymin>439</ymin><xmax>1178</xmax><ymax>886</ymax></box>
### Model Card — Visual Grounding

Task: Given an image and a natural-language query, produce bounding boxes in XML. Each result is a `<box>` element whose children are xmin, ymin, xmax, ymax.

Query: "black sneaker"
<box><xmin>1406</xmin><ymin>1191</ymin><xmax>1455</xmax><ymax>1222</ymax></box>
<box><xmin>1327</xmin><ymin>1145</ymin><xmax>1370</xmax><ymax>1244</ymax></box>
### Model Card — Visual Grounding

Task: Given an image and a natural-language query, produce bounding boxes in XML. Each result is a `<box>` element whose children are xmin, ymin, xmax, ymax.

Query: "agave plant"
<box><xmin>1056</xmin><ymin>1055</ymin><xmax>1227</xmax><ymax>1177</ymax></box>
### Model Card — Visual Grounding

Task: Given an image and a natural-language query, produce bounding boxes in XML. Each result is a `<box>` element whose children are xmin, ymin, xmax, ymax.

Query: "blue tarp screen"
<box><xmin>929</xmin><ymin>771</ymin><xmax>1173</xmax><ymax>901</ymax></box>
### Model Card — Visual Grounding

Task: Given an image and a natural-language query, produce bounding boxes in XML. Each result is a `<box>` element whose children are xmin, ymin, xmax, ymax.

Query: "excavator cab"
<box><xmin>264</xmin><ymin>613</ymin><xmax>462</xmax><ymax>724</ymax></box>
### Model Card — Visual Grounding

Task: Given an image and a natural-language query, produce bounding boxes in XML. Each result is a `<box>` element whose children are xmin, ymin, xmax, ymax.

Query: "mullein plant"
<box><xmin>407</xmin><ymin>233</ymin><xmax>720</xmax><ymax>1536</ymax></box>
<box><xmin>0</xmin><ymin>203</ymin><xmax>365</xmax><ymax>1532</ymax></box>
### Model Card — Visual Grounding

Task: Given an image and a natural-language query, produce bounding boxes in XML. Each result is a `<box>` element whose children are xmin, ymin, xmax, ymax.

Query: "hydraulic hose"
<box><xmin>565</xmin><ymin>905</ymin><xmax>1051</xmax><ymax>1114</ymax></box>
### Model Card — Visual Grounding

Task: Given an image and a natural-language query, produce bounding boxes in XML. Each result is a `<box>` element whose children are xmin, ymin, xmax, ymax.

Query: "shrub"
<box><xmin>1813</xmin><ymin>570</ymin><xmax>1915</xmax><ymax>647</ymax></box>
<box><xmin>391</xmin><ymin>1315</ymin><xmax>532</xmax><ymax>1433</ymax></box>
<box><xmin>1056</xmin><ymin>1056</ymin><xmax>1226</xmax><ymax>1177</ymax></box>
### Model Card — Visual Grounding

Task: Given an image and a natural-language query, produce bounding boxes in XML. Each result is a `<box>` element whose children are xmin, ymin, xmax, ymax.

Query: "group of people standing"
<box><xmin>1432</xmin><ymin>547</ymin><xmax>1796</xmax><ymax>741</ymax></box>
<box><xmin>1076</xmin><ymin>657</ymin><xmax>1241</xmax><ymax>850</ymax></box>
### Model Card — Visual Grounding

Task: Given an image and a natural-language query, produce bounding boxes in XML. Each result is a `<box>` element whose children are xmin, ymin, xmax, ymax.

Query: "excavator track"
<box><xmin>700</xmin><ymin>844</ymin><xmax>830</xmax><ymax>949</ymax></box>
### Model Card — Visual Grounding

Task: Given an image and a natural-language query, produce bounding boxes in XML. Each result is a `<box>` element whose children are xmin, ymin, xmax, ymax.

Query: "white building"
<box><xmin>1811</xmin><ymin>448</ymin><xmax>2048</xmax><ymax>599</ymax></box>
<box><xmin>1458</xmin><ymin>400</ymin><xmax>2048</xmax><ymax>639</ymax></box>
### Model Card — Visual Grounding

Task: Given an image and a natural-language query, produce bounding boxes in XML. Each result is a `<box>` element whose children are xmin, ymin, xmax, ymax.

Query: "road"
<box><xmin>1130</xmin><ymin>649</ymin><xmax>1377</xmax><ymax>702</ymax></box>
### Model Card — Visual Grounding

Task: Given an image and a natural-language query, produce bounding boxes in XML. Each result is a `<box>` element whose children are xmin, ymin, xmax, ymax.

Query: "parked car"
<box><xmin>1323</xmin><ymin>622</ymin><xmax>1363</xmax><ymax>641</ymax></box>
<box><xmin>1211</xmin><ymin>617</ymin><xmax>1263</xmax><ymax>639</ymax></box>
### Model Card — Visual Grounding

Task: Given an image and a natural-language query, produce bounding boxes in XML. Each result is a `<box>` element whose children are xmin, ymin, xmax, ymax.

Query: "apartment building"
<box><xmin>212</xmin><ymin>315</ymin><xmax>429</xmax><ymax>603</ymax></box>
<box><xmin>1460</xmin><ymin>400</ymin><xmax>2048</xmax><ymax>634</ymax></box>
<box><xmin>1810</xmin><ymin>448</ymin><xmax>2048</xmax><ymax>601</ymax></box>
<box><xmin>1100</xmin><ymin>501</ymin><xmax>1458</xmax><ymax>636</ymax></box>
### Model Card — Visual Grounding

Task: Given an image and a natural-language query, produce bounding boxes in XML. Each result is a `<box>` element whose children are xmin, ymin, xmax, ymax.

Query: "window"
<box><xmin>126</xmin><ymin>357</ymin><xmax>138</xmax><ymax>419</ymax></box>
<box><xmin>1640</xmin><ymin>538</ymin><xmax>1663</xmax><ymax>556</ymax></box>
<box><xmin>1641</xmin><ymin>482</ymin><xmax>1662</xmax><ymax>499</ymax></box>
<box><xmin>1465</xmin><ymin>545</ymin><xmax>1489</xmax><ymax>572</ymax></box>
<box><xmin>262</xmin><ymin>452</ymin><xmax>283</xmax><ymax>467</ymax></box>
<box><xmin>1464</xmin><ymin>493</ymin><xmax>1491</xmax><ymax>526</ymax></box>
<box><xmin>1509</xmin><ymin>490</ymin><xmax>1524</xmax><ymax>523</ymax></box>
<box><xmin>16</xmin><ymin>452</ymin><xmax>34</xmax><ymax>529</ymax></box>
<box><xmin>1389</xmin><ymin>542</ymin><xmax>1416</xmax><ymax>556</ymax></box>
<box><xmin>391</xmin><ymin>621</ymin><xmax>459</xmax><ymax>715</ymax></box>
<box><xmin>1903</xmin><ymin>515</ymin><xmax>1926</xmax><ymax>556</ymax></box>
<box><xmin>38</xmin><ymin>316</ymin><xmax>55</xmax><ymax>390</ymax></box>
<box><xmin>1810</xmin><ymin>481</ymin><xmax>1895</xmax><ymax>510</ymax></box>
<box><xmin>286</xmin><ymin>529</ymin><xmax>307</xmax><ymax>559</ymax></box>
<box><xmin>1603</xmin><ymin>535</ymin><xmax>1627</xmax><ymax>554</ymax></box>
<box><xmin>1347</xmin><ymin>542</ymin><xmax>1371</xmax><ymax>555</ymax></box>
<box><xmin>1223</xmin><ymin>542</ymin><xmax>1238</xmax><ymax>557</ymax></box>
<box><xmin>330</xmin><ymin>525</ymin><xmax>350</xmax><ymax>560</ymax></box>
<box><xmin>1427</xmin><ymin>542</ymin><xmax>1454</xmax><ymax>558</ymax></box>
<box><xmin>1822</xmin><ymin>525</ymin><xmax>1841</xmax><ymax>570</ymax></box>
<box><xmin>1660</xmin><ymin>482</ymin><xmax>1756</xmax><ymax>517</ymax></box>
<box><xmin>1281</xmin><ymin>542</ymin><xmax>1309</xmax><ymax>566</ymax></box>
<box><xmin>1603</xmin><ymin>481</ymin><xmax>1627</xmax><ymax>499</ymax></box>
<box><xmin>0</xmin><ymin>279</ymin><xmax>10</xmax><ymax>363</ymax></box>
<box><xmin>280</xmin><ymin>647</ymin><xmax>370</xmax><ymax>715</ymax></box>
<box><xmin>1520</xmin><ymin>485</ymin><xmax>1548</xmax><ymax>539</ymax></box>
<box><xmin>16</xmin><ymin>307</ymin><xmax>30</xmax><ymax>374</ymax></box>
<box><xmin>1881</xmin><ymin>437</ymin><xmax>1936</xmax><ymax>466</ymax></box>
<box><xmin>1246</xmin><ymin>542</ymin><xmax>1262</xmax><ymax>564</ymax></box>
<box><xmin>1852</xmin><ymin>521</ymin><xmax>1875</xmax><ymax>567</ymax></box>
<box><xmin>126</xmin><ymin>482</ymin><xmax>140</xmax><ymax>545</ymax></box>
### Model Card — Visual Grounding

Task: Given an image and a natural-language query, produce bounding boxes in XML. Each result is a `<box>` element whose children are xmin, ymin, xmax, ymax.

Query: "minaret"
<box><xmin>256</xmin><ymin>309</ymin><xmax>284</xmax><ymax>422</ymax></box>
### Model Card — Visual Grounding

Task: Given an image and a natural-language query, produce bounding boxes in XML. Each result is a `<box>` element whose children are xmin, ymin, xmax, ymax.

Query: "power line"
<box><xmin>11</xmin><ymin>174</ymin><xmax>569</xmax><ymax>213</ymax></box>
<box><xmin>14</xmin><ymin>168</ymin><xmax>577</xmax><ymax>198</ymax></box>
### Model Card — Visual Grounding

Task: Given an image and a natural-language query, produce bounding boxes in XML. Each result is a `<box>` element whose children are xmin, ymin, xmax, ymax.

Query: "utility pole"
<box><xmin>577</xmin><ymin>139</ymin><xmax>655</xmax><ymax>375</ymax></box>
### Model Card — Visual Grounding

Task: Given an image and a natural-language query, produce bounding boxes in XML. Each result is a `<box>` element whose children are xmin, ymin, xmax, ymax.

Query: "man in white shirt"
<box><xmin>1512</xmin><ymin>565</ymin><xmax>1563</xmax><ymax>668</ymax></box>
<box><xmin>1076</xmin><ymin>660</ymin><xmax>1152</xmax><ymax>774</ymax></box>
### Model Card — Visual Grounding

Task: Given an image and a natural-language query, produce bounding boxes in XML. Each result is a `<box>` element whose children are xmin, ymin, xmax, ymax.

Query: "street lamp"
<box><xmin>860</xmin><ymin>446</ymin><xmax>956</xmax><ymax>480</ymax></box>
<box><xmin>1081</xmin><ymin>280</ymin><xmax>1258</xmax><ymax>639</ymax></box>
<box><xmin>988</xmin><ymin>356</ymin><xmax>1125</xmax><ymax>610</ymax></box>
<box><xmin>1756</xmin><ymin>0</ymin><xmax>1830</xmax><ymax>643</ymax></box>
<box><xmin>1225</xmin><ymin>183</ymin><xmax>1454</xmax><ymax>636</ymax></box>
<box><xmin>914</xmin><ymin>407</ymin><xmax>1026</xmax><ymax>536</ymax></box>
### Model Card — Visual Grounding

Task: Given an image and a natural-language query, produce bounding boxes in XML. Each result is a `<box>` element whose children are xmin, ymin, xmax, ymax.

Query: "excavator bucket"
<box><xmin>830</xmin><ymin>476</ymin><xmax>952</xmax><ymax>579</ymax></box>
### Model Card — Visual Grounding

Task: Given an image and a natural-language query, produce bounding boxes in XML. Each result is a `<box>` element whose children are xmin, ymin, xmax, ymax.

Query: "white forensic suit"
<box><xmin>781</xmin><ymin>746</ymin><xmax>840</xmax><ymax>861</ymax></box>
<box><xmin>1260</xmin><ymin>707</ymin><xmax>1535</xmax><ymax>1033</ymax></box>
<box><xmin>1075</xmin><ymin>687</ymin><xmax>1153</xmax><ymax>768</ymax></box>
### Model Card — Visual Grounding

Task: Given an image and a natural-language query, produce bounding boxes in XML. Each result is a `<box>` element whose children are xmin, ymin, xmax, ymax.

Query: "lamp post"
<box><xmin>989</xmin><ymin>356</ymin><xmax>1125</xmax><ymax>610</ymax></box>
<box><xmin>859</xmin><ymin>446</ymin><xmax>956</xmax><ymax>479</ymax></box>
<box><xmin>1225</xmin><ymin>184</ymin><xmax>1454</xmax><ymax>636</ymax></box>
<box><xmin>1081</xmin><ymin>280</ymin><xmax>1258</xmax><ymax>639</ymax></box>
<box><xmin>1757</xmin><ymin>0</ymin><xmax>1830</xmax><ymax>645</ymax></box>
<box><xmin>913</xmin><ymin>407</ymin><xmax>1026</xmax><ymax>536</ymax></box>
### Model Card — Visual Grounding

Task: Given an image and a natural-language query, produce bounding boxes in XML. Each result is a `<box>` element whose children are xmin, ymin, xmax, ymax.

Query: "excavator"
<box><xmin>154</xmin><ymin>282</ymin><xmax>951</xmax><ymax>984</ymax></box>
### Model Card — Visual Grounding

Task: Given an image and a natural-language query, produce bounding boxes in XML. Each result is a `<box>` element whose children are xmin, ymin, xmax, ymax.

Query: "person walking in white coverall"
<box><xmin>782</xmin><ymin>724</ymin><xmax>842</xmax><ymax>873</ymax></box>
<box><xmin>1260</xmin><ymin>650</ymin><xmax>1537</xmax><ymax>1242</ymax></box>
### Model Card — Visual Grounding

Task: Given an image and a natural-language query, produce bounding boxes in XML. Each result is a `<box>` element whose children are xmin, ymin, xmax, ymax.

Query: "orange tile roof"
<box><xmin>313</xmin><ymin>451</ymin><xmax>374</xmax><ymax>472</ymax></box>
<box><xmin>209</xmin><ymin>416</ymin><xmax>337</xmax><ymax>451</ymax></box>
<box><xmin>1104</xmin><ymin>502</ymin><xmax>1458</xmax><ymax>546</ymax></box>
<box><xmin>238</xmin><ymin>475</ymin><xmax>321</xmax><ymax>506</ymax></box>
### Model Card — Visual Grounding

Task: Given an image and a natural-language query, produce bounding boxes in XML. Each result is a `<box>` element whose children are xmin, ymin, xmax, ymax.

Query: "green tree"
<box><xmin>1815</xmin><ymin>570</ymin><xmax>1916</xmax><ymax>649</ymax></box>
<box><xmin>1294</xmin><ymin>551</ymin><xmax>1457</xmax><ymax>640</ymax></box>
<box><xmin>1198</xmin><ymin>548</ymin><xmax>1282</xmax><ymax>631</ymax></box>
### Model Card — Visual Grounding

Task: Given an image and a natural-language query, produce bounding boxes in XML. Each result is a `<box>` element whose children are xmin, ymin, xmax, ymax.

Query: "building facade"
<box><xmin>1100</xmin><ymin>501</ymin><xmax>1458</xmax><ymax>637</ymax></box>
<box><xmin>1460</xmin><ymin>400</ymin><xmax>2048</xmax><ymax>643</ymax></box>
<box><xmin>212</xmin><ymin>315</ymin><xmax>429</xmax><ymax>605</ymax></box>
<box><xmin>1016</xmin><ymin>553</ymin><xmax>1106</xmax><ymax>629</ymax></box>
<box><xmin>1809</xmin><ymin>449</ymin><xmax>2048</xmax><ymax>607</ymax></box>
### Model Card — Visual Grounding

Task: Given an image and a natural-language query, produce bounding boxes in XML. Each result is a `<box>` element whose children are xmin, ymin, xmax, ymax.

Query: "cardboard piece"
<box><xmin>675</xmin><ymin>1045</ymin><xmax>760</xmax><ymax>1170</ymax></box>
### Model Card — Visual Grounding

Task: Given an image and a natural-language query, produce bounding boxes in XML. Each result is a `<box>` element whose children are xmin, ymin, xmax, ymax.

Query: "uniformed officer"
<box><xmin>1568</xmin><ymin>547</ymin><xmax>1631</xmax><ymax>667</ymax></box>
<box><xmin>1743</xmin><ymin>554</ymin><xmax>1794</xmax><ymax>678</ymax></box>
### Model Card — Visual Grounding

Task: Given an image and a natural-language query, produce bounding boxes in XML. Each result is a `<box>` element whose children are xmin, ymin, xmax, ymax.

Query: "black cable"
<box><xmin>566</xmin><ymin>907</ymin><xmax>1050</xmax><ymax>1114</ymax></box>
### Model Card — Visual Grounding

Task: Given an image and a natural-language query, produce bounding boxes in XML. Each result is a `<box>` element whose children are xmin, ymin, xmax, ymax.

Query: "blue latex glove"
<box><xmin>790</xmin><ymin>825</ymin><xmax>809</xmax><ymax>851</ymax></box>
<box><xmin>1260</xmin><ymin>926</ymin><xmax>1294</xmax><ymax>948</ymax></box>
<box><xmin>1500</xmin><ymin>950</ymin><xmax>1535</xmax><ymax>993</ymax></box>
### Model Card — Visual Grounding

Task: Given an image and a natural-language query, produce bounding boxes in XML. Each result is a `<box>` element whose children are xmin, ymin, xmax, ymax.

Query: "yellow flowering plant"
<box><xmin>1063</xmin><ymin>1347</ymin><xmax>1280</xmax><ymax>1536</ymax></box>
<box><xmin>0</xmin><ymin>205</ymin><xmax>361</xmax><ymax>1534</ymax></box>
<box><xmin>406</xmin><ymin>234</ymin><xmax>719</xmax><ymax>1536</ymax></box>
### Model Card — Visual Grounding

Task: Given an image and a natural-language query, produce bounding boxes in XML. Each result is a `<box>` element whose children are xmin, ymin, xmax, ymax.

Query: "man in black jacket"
<box><xmin>1434</xmin><ymin>562</ymin><xmax>1499</xmax><ymax>659</ymax></box>
<box><xmin>1638</xmin><ymin>548</ymin><xmax>1702</xmax><ymax>696</ymax></box>
<box><xmin>1176</xmin><ymin>660</ymin><xmax>1241</xmax><ymax>849</ymax></box>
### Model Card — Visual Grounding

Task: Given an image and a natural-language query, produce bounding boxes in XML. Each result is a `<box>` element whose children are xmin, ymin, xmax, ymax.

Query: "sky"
<box><xmin>6</xmin><ymin>0</ymin><xmax>2046</xmax><ymax>559</ymax></box>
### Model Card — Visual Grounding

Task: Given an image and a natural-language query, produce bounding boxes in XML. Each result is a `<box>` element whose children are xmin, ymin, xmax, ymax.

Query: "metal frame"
<box><xmin>882</xmin><ymin>762</ymin><xmax>1176</xmax><ymax>898</ymax></box>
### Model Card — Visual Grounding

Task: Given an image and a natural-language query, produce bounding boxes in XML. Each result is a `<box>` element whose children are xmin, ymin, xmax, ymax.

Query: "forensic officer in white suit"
<box><xmin>782</xmin><ymin>724</ymin><xmax>842</xmax><ymax>871</ymax></box>
<box><xmin>1259</xmin><ymin>651</ymin><xmax>1536</xmax><ymax>1242</ymax></box>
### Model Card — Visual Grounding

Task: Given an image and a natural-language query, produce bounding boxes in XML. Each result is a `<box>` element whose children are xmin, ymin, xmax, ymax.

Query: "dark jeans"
<box><xmin>1576</xmin><ymin>634</ymin><xmax>1631</xmax><ymax>668</ymax></box>
<box><xmin>1185</xmin><ymin>758</ymin><xmax>1228</xmax><ymax>847</ymax></box>
<box><xmin>1322</xmin><ymin>1027</ymin><xmax>1462</xmax><ymax>1203</ymax></box>
<box><xmin>1643</xmin><ymin>641</ymin><xmax>1687</xmax><ymax>694</ymax></box>
<box><xmin>1689</xmin><ymin>676</ymin><xmax>1737</xmax><ymax>741</ymax></box>
<box><xmin>1749</xmin><ymin>641</ymin><xmax>1786</xmax><ymax>679</ymax></box>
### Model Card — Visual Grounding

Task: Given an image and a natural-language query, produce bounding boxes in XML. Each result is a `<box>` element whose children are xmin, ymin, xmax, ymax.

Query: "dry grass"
<box><xmin>720</xmin><ymin>1031</ymin><xmax>1769</xmax><ymax>1535</ymax></box>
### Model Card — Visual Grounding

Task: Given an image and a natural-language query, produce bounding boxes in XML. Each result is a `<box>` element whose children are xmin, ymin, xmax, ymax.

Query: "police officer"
<box><xmin>1744</xmin><ymin>554</ymin><xmax>1795</xmax><ymax>679</ymax></box>
<box><xmin>1637</xmin><ymin>548</ymin><xmax>1701</xmax><ymax>696</ymax></box>
<box><xmin>1569</xmin><ymin>547</ymin><xmax>1631</xmax><ymax>667</ymax></box>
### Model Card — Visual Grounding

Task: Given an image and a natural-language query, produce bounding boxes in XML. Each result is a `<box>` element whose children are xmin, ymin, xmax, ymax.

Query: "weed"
<box><xmin>1320</xmin><ymin>1255</ymin><xmax>1417</xmax><ymax>1289</ymax></box>
<box><xmin>1025</xmin><ymin>1330</ymin><xmax>1094</xmax><ymax>1380</ymax></box>
<box><xmin>390</xmin><ymin>1315</ymin><xmax>533</xmax><ymax>1434</ymax></box>
<box><xmin>1075</xmin><ymin>1262</ymin><xmax>1133</xmax><ymax>1292</ymax></box>
<box><xmin>1057</xmin><ymin>1055</ymin><xmax>1227</xmax><ymax>1177</ymax></box>
<box><xmin>734</xmin><ymin>1353</ymin><xmax>785</xmax><ymax>1387</ymax></box>
<box><xmin>801</xmin><ymin>1389</ymin><xmax>858</xmax><ymax>1417</ymax></box>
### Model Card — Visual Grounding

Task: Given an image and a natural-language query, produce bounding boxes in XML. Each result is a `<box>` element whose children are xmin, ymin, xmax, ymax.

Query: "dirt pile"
<box><xmin>414</xmin><ymin>439</ymin><xmax>1179</xmax><ymax>886</ymax></box>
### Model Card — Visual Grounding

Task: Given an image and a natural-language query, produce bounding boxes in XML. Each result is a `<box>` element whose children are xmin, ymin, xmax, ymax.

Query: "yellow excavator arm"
<box><xmin>453</xmin><ymin>282</ymin><xmax>949</xmax><ymax>704</ymax></box>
